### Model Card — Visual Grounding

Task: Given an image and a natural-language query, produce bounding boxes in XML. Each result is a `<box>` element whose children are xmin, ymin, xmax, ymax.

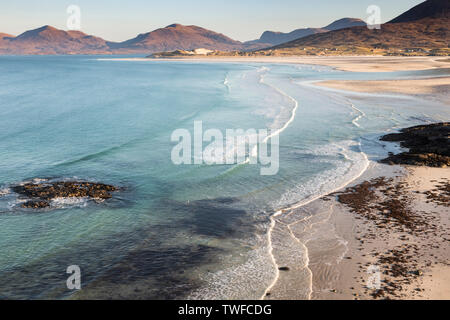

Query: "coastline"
<box><xmin>102</xmin><ymin>55</ymin><xmax>449</xmax><ymax>299</ymax></box>
<box><xmin>316</xmin><ymin>77</ymin><xmax>450</xmax><ymax>104</ymax></box>
<box><xmin>257</xmin><ymin>57</ymin><xmax>449</xmax><ymax>299</ymax></box>
<box><xmin>263</xmin><ymin>159</ymin><xmax>449</xmax><ymax>300</ymax></box>
<box><xmin>100</xmin><ymin>56</ymin><xmax>450</xmax><ymax>73</ymax></box>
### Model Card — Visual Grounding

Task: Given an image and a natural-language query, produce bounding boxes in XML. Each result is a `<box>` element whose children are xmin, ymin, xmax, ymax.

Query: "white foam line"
<box><xmin>251</xmin><ymin>68</ymin><xmax>299</xmax><ymax>159</ymax></box>
<box><xmin>349</xmin><ymin>103</ymin><xmax>366</xmax><ymax>128</ymax></box>
<box><xmin>223</xmin><ymin>72</ymin><xmax>231</xmax><ymax>92</ymax></box>
<box><xmin>261</xmin><ymin>139</ymin><xmax>370</xmax><ymax>300</ymax></box>
<box><xmin>230</xmin><ymin>67</ymin><xmax>299</xmax><ymax>167</ymax></box>
<box><xmin>261</xmin><ymin>211</ymin><xmax>281</xmax><ymax>299</ymax></box>
<box><xmin>294</xmin><ymin>79</ymin><xmax>366</xmax><ymax>129</ymax></box>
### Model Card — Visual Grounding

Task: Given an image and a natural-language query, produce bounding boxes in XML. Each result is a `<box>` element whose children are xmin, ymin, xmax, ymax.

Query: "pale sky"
<box><xmin>0</xmin><ymin>0</ymin><xmax>424</xmax><ymax>42</ymax></box>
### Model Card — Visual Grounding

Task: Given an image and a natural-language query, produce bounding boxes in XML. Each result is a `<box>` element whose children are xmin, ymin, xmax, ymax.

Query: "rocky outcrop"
<box><xmin>12</xmin><ymin>180</ymin><xmax>118</xmax><ymax>208</ymax></box>
<box><xmin>380</xmin><ymin>122</ymin><xmax>450</xmax><ymax>167</ymax></box>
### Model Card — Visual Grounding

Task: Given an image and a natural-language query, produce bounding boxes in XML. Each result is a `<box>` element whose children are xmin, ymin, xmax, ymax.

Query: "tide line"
<box><xmin>261</xmin><ymin>139</ymin><xmax>370</xmax><ymax>300</ymax></box>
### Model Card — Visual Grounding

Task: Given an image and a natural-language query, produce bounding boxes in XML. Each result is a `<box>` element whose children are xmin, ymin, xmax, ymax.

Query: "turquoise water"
<box><xmin>0</xmin><ymin>56</ymin><xmax>448</xmax><ymax>299</ymax></box>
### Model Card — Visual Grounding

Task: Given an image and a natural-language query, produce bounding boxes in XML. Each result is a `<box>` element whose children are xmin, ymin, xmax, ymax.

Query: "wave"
<box><xmin>257</xmin><ymin>68</ymin><xmax>299</xmax><ymax>143</ymax></box>
<box><xmin>223</xmin><ymin>72</ymin><xmax>231</xmax><ymax>93</ymax></box>
<box><xmin>51</xmin><ymin>197</ymin><xmax>90</xmax><ymax>209</ymax></box>
<box><xmin>204</xmin><ymin>66</ymin><xmax>299</xmax><ymax>172</ymax></box>
<box><xmin>53</xmin><ymin>139</ymin><xmax>139</xmax><ymax>167</ymax></box>
<box><xmin>0</xmin><ymin>188</ymin><xmax>10</xmax><ymax>196</ymax></box>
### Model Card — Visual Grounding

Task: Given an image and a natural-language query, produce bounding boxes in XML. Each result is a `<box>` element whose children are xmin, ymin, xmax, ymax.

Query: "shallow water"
<box><xmin>0</xmin><ymin>56</ymin><xmax>448</xmax><ymax>299</ymax></box>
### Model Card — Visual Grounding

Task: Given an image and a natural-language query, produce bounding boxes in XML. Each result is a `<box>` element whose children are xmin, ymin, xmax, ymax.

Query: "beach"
<box><xmin>264</xmin><ymin>163</ymin><xmax>449</xmax><ymax>300</ymax></box>
<box><xmin>106</xmin><ymin>55</ymin><xmax>450</xmax><ymax>72</ymax></box>
<box><xmin>1</xmin><ymin>55</ymin><xmax>448</xmax><ymax>300</ymax></box>
<box><xmin>316</xmin><ymin>77</ymin><xmax>450</xmax><ymax>104</ymax></box>
<box><xmin>100</xmin><ymin>55</ymin><xmax>450</xmax><ymax>299</ymax></box>
<box><xmin>256</xmin><ymin>56</ymin><xmax>449</xmax><ymax>300</ymax></box>
<box><xmin>139</xmin><ymin>55</ymin><xmax>450</xmax><ymax>300</ymax></box>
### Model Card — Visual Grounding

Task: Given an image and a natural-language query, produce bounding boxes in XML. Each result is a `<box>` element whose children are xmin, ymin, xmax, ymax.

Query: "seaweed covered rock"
<box><xmin>11</xmin><ymin>180</ymin><xmax>118</xmax><ymax>209</ymax></box>
<box><xmin>380</xmin><ymin>122</ymin><xmax>450</xmax><ymax>167</ymax></box>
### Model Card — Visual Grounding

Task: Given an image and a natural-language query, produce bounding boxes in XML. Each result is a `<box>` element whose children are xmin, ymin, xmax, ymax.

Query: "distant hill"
<box><xmin>248</xmin><ymin>18</ymin><xmax>366</xmax><ymax>46</ymax></box>
<box><xmin>261</xmin><ymin>0</ymin><xmax>449</xmax><ymax>55</ymax></box>
<box><xmin>324</xmin><ymin>18</ymin><xmax>367</xmax><ymax>31</ymax></box>
<box><xmin>0</xmin><ymin>24</ymin><xmax>255</xmax><ymax>55</ymax></box>
<box><xmin>1</xmin><ymin>1</ymin><xmax>448</xmax><ymax>56</ymax></box>
<box><xmin>389</xmin><ymin>0</ymin><xmax>449</xmax><ymax>23</ymax></box>
<box><xmin>0</xmin><ymin>25</ymin><xmax>110</xmax><ymax>54</ymax></box>
<box><xmin>254</xmin><ymin>28</ymin><xmax>328</xmax><ymax>47</ymax></box>
<box><xmin>109</xmin><ymin>24</ymin><xmax>244</xmax><ymax>53</ymax></box>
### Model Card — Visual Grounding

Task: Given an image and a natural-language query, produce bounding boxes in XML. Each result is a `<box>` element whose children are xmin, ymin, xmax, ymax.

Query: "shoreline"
<box><xmin>315</xmin><ymin>77</ymin><xmax>450</xmax><ymax>105</ymax></box>
<box><xmin>100</xmin><ymin>56</ymin><xmax>450</xmax><ymax>73</ymax></box>
<box><xmin>103</xmin><ymin>54</ymin><xmax>449</xmax><ymax>299</ymax></box>
<box><xmin>264</xmin><ymin>161</ymin><xmax>449</xmax><ymax>300</ymax></box>
<box><xmin>261</xmin><ymin>150</ymin><xmax>370</xmax><ymax>300</ymax></box>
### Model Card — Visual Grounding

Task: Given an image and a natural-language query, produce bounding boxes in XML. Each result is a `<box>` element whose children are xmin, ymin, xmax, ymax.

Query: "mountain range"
<box><xmin>263</xmin><ymin>0</ymin><xmax>449</xmax><ymax>55</ymax></box>
<box><xmin>0</xmin><ymin>17</ymin><xmax>366</xmax><ymax>55</ymax></box>
<box><xmin>248</xmin><ymin>18</ymin><xmax>366</xmax><ymax>46</ymax></box>
<box><xmin>0</xmin><ymin>0</ymin><xmax>447</xmax><ymax>55</ymax></box>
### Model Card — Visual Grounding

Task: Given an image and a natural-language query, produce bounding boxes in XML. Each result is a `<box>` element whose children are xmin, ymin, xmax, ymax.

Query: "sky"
<box><xmin>0</xmin><ymin>0</ymin><xmax>424</xmax><ymax>42</ymax></box>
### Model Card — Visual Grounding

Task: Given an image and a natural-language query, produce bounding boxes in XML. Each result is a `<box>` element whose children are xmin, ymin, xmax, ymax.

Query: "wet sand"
<box><xmin>264</xmin><ymin>163</ymin><xmax>450</xmax><ymax>300</ymax></box>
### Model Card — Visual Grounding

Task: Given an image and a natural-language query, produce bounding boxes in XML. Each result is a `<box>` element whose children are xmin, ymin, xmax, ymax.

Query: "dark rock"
<box><xmin>12</xmin><ymin>180</ymin><xmax>118</xmax><ymax>209</ymax></box>
<box><xmin>278</xmin><ymin>267</ymin><xmax>290</xmax><ymax>271</ymax></box>
<box><xmin>371</xmin><ymin>289</ymin><xmax>385</xmax><ymax>298</ymax></box>
<box><xmin>380</xmin><ymin>122</ymin><xmax>450</xmax><ymax>167</ymax></box>
<box><xmin>21</xmin><ymin>200</ymin><xmax>50</xmax><ymax>209</ymax></box>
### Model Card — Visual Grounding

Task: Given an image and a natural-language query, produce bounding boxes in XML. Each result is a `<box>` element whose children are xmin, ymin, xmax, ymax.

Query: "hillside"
<box><xmin>0</xmin><ymin>24</ymin><xmax>258</xmax><ymax>55</ymax></box>
<box><xmin>324</xmin><ymin>18</ymin><xmax>367</xmax><ymax>31</ymax></box>
<box><xmin>258</xmin><ymin>0</ymin><xmax>449</xmax><ymax>56</ymax></box>
<box><xmin>110</xmin><ymin>24</ymin><xmax>244</xmax><ymax>53</ymax></box>
<box><xmin>389</xmin><ymin>0</ymin><xmax>449</xmax><ymax>23</ymax></box>
<box><xmin>0</xmin><ymin>25</ymin><xmax>110</xmax><ymax>54</ymax></box>
<box><xmin>1</xmin><ymin>0</ymin><xmax>448</xmax><ymax>56</ymax></box>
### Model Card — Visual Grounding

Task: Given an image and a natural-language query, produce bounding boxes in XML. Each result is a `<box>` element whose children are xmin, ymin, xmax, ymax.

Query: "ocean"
<box><xmin>0</xmin><ymin>55</ymin><xmax>448</xmax><ymax>299</ymax></box>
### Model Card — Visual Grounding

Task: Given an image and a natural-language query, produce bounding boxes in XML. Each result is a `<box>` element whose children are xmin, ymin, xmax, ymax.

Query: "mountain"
<box><xmin>389</xmin><ymin>0</ymin><xmax>450</xmax><ymax>23</ymax></box>
<box><xmin>0</xmin><ymin>24</ymin><xmax>252</xmax><ymax>54</ymax></box>
<box><xmin>0</xmin><ymin>25</ymin><xmax>110</xmax><ymax>54</ymax></box>
<box><xmin>248</xmin><ymin>18</ymin><xmax>366</xmax><ymax>46</ymax></box>
<box><xmin>255</xmin><ymin>28</ymin><xmax>328</xmax><ymax>47</ymax></box>
<box><xmin>324</xmin><ymin>18</ymin><xmax>367</xmax><ymax>31</ymax></box>
<box><xmin>262</xmin><ymin>0</ymin><xmax>449</xmax><ymax>54</ymax></box>
<box><xmin>110</xmin><ymin>24</ymin><xmax>243</xmax><ymax>53</ymax></box>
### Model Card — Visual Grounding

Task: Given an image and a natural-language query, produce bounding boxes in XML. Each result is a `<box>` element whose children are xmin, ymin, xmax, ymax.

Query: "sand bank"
<box><xmin>316</xmin><ymin>77</ymin><xmax>450</xmax><ymax>104</ymax></box>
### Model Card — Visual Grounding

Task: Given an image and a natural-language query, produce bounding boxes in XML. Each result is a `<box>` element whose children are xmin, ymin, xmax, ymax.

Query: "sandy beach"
<box><xmin>107</xmin><ymin>55</ymin><xmax>450</xmax><ymax>72</ymax></box>
<box><xmin>255</xmin><ymin>56</ymin><xmax>449</xmax><ymax>300</ymax></box>
<box><xmin>103</xmin><ymin>54</ymin><xmax>450</xmax><ymax>300</ymax></box>
<box><xmin>316</xmin><ymin>77</ymin><xmax>450</xmax><ymax>104</ymax></box>
<box><xmin>264</xmin><ymin>162</ymin><xmax>450</xmax><ymax>300</ymax></box>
